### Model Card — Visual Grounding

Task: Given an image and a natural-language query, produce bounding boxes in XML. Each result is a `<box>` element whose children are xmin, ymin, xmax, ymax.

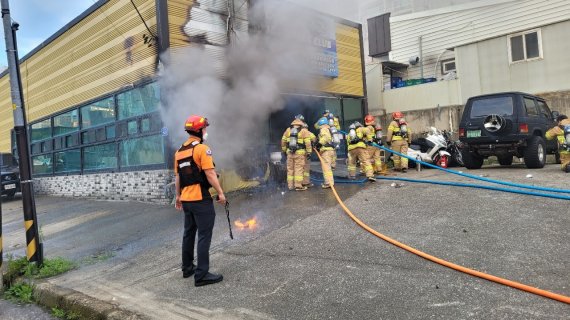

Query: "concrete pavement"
<box><xmin>1</xmin><ymin>163</ymin><xmax>569</xmax><ymax>319</ymax></box>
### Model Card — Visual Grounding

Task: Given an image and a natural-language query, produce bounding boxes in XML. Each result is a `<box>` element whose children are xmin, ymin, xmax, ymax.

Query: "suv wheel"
<box><xmin>461</xmin><ymin>149</ymin><xmax>484</xmax><ymax>169</ymax></box>
<box><xmin>497</xmin><ymin>155</ymin><xmax>513</xmax><ymax>166</ymax></box>
<box><xmin>523</xmin><ymin>136</ymin><xmax>546</xmax><ymax>169</ymax></box>
<box><xmin>5</xmin><ymin>190</ymin><xmax>16</xmax><ymax>200</ymax></box>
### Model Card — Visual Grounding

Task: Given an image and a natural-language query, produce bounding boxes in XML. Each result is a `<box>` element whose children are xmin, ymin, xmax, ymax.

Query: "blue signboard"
<box><xmin>313</xmin><ymin>36</ymin><xmax>339</xmax><ymax>78</ymax></box>
<box><xmin>311</xmin><ymin>16</ymin><xmax>339</xmax><ymax>78</ymax></box>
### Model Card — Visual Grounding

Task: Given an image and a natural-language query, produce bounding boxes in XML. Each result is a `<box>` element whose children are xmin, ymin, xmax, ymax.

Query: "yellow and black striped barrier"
<box><xmin>24</xmin><ymin>219</ymin><xmax>38</xmax><ymax>261</ymax></box>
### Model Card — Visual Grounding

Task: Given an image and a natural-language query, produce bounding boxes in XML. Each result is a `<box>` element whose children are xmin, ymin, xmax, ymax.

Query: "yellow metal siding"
<box><xmin>0</xmin><ymin>0</ymin><xmax>158</xmax><ymax>152</ymax></box>
<box><xmin>168</xmin><ymin>0</ymin><xmax>194</xmax><ymax>48</ymax></box>
<box><xmin>318</xmin><ymin>24</ymin><xmax>364</xmax><ymax>97</ymax></box>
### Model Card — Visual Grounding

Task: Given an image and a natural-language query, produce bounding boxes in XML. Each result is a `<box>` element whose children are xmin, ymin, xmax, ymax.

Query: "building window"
<box><xmin>117</xmin><ymin>82</ymin><xmax>160</xmax><ymax>120</ymax></box>
<box><xmin>80</xmin><ymin>97</ymin><xmax>115</xmax><ymax>129</ymax></box>
<box><xmin>53</xmin><ymin>110</ymin><xmax>79</xmax><ymax>136</ymax></box>
<box><xmin>84</xmin><ymin>143</ymin><xmax>118</xmax><ymax>170</ymax></box>
<box><xmin>32</xmin><ymin>154</ymin><xmax>53</xmax><ymax>175</ymax></box>
<box><xmin>54</xmin><ymin>149</ymin><xmax>81</xmax><ymax>173</ymax></box>
<box><xmin>441</xmin><ymin>58</ymin><xmax>456</xmax><ymax>75</ymax></box>
<box><xmin>508</xmin><ymin>29</ymin><xmax>542</xmax><ymax>63</ymax></box>
<box><xmin>120</xmin><ymin>135</ymin><xmax>164</xmax><ymax>168</ymax></box>
<box><xmin>31</xmin><ymin>119</ymin><xmax>52</xmax><ymax>142</ymax></box>
<box><xmin>28</xmin><ymin>81</ymin><xmax>165</xmax><ymax>176</ymax></box>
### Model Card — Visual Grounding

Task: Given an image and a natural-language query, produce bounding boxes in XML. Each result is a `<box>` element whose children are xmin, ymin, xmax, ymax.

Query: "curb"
<box><xmin>33</xmin><ymin>282</ymin><xmax>148</xmax><ymax>320</ymax></box>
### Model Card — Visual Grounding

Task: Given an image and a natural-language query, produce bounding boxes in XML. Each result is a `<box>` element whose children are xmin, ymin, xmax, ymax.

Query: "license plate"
<box><xmin>4</xmin><ymin>184</ymin><xmax>15</xmax><ymax>190</ymax></box>
<box><xmin>467</xmin><ymin>130</ymin><xmax>481</xmax><ymax>138</ymax></box>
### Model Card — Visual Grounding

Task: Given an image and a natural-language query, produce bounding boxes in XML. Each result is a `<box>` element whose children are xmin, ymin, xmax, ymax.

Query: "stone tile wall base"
<box><xmin>33</xmin><ymin>170</ymin><xmax>174</xmax><ymax>205</ymax></box>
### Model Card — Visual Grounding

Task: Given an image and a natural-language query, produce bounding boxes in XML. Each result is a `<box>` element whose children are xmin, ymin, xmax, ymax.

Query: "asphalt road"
<box><xmin>1</xmin><ymin>163</ymin><xmax>569</xmax><ymax>319</ymax></box>
<box><xmin>0</xmin><ymin>299</ymin><xmax>55</xmax><ymax>320</ymax></box>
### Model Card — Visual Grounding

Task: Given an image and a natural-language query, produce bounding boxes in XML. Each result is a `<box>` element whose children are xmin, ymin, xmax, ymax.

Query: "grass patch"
<box><xmin>52</xmin><ymin>307</ymin><xmax>80</xmax><ymax>320</ymax></box>
<box><xmin>3</xmin><ymin>255</ymin><xmax>76</xmax><ymax>285</ymax></box>
<box><xmin>3</xmin><ymin>282</ymin><xmax>34</xmax><ymax>303</ymax></box>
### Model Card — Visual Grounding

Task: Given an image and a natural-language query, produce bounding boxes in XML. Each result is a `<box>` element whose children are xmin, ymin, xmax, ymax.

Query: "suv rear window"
<box><xmin>470</xmin><ymin>96</ymin><xmax>514</xmax><ymax>118</ymax></box>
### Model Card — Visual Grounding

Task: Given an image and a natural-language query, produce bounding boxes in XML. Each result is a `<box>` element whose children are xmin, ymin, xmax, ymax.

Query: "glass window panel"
<box><xmin>117</xmin><ymin>82</ymin><xmax>160</xmax><ymax>120</ymax></box>
<box><xmin>128</xmin><ymin>120</ymin><xmax>138</xmax><ymax>135</ymax></box>
<box><xmin>141</xmin><ymin>118</ymin><xmax>151</xmax><ymax>132</ymax></box>
<box><xmin>524</xmin><ymin>98</ymin><xmax>538</xmax><ymax>116</ymax></box>
<box><xmin>66</xmin><ymin>134</ymin><xmax>79</xmax><ymax>148</ymax></box>
<box><xmin>54</xmin><ymin>149</ymin><xmax>80</xmax><ymax>173</ymax></box>
<box><xmin>510</xmin><ymin>35</ymin><xmax>524</xmax><ymax>62</ymax></box>
<box><xmin>120</xmin><ymin>135</ymin><xmax>164</xmax><ymax>168</ymax></box>
<box><xmin>471</xmin><ymin>97</ymin><xmax>514</xmax><ymax>117</ymax></box>
<box><xmin>31</xmin><ymin>119</ymin><xmax>52</xmax><ymax>142</ymax></box>
<box><xmin>342</xmin><ymin>98</ymin><xmax>364</xmax><ymax>129</ymax></box>
<box><xmin>80</xmin><ymin>97</ymin><xmax>115</xmax><ymax>129</ymax></box>
<box><xmin>96</xmin><ymin>128</ymin><xmax>106</xmax><ymax>142</ymax></box>
<box><xmin>84</xmin><ymin>143</ymin><xmax>117</xmax><ymax>170</ymax></box>
<box><xmin>525</xmin><ymin>32</ymin><xmax>539</xmax><ymax>59</ymax></box>
<box><xmin>82</xmin><ymin>131</ymin><xmax>92</xmax><ymax>144</ymax></box>
<box><xmin>32</xmin><ymin>154</ymin><xmax>53</xmax><ymax>174</ymax></box>
<box><xmin>106</xmin><ymin>126</ymin><xmax>116</xmax><ymax>139</ymax></box>
<box><xmin>53</xmin><ymin>110</ymin><xmax>79</xmax><ymax>136</ymax></box>
<box><xmin>537</xmin><ymin>101</ymin><xmax>551</xmax><ymax>118</ymax></box>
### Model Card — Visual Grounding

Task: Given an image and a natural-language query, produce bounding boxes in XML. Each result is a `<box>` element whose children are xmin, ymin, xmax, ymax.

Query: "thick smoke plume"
<box><xmin>160</xmin><ymin>0</ymin><xmax>333</xmax><ymax>169</ymax></box>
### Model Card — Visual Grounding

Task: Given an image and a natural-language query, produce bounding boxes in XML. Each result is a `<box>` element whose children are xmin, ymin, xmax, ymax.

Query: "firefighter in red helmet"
<box><xmin>387</xmin><ymin>111</ymin><xmax>412</xmax><ymax>172</ymax></box>
<box><xmin>175</xmin><ymin>115</ymin><xmax>225</xmax><ymax>287</ymax></box>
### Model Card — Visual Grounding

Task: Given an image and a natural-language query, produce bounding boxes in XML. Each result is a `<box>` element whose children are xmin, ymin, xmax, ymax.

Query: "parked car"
<box><xmin>1</xmin><ymin>153</ymin><xmax>21</xmax><ymax>200</ymax></box>
<box><xmin>458</xmin><ymin>92</ymin><xmax>559</xmax><ymax>169</ymax></box>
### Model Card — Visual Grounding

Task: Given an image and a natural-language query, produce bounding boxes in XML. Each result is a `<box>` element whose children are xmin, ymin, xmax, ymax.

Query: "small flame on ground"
<box><xmin>234</xmin><ymin>218</ymin><xmax>257</xmax><ymax>230</ymax></box>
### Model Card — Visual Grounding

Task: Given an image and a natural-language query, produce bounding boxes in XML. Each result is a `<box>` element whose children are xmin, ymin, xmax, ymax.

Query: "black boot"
<box><xmin>195</xmin><ymin>272</ymin><xmax>223</xmax><ymax>287</ymax></box>
<box><xmin>182</xmin><ymin>264</ymin><xmax>196</xmax><ymax>278</ymax></box>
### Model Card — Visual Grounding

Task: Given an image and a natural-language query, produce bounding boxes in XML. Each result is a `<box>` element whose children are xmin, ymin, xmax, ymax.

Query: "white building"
<box><xmin>362</xmin><ymin>0</ymin><xmax>570</xmax><ymax>132</ymax></box>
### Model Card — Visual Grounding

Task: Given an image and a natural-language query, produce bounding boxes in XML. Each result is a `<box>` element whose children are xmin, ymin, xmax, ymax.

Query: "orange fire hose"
<box><xmin>313</xmin><ymin>149</ymin><xmax>570</xmax><ymax>304</ymax></box>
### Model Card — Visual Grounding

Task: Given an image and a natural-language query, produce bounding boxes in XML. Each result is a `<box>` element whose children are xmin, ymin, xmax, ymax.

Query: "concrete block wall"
<box><xmin>378</xmin><ymin>104</ymin><xmax>463</xmax><ymax>140</ymax></box>
<box><xmin>34</xmin><ymin>170</ymin><xmax>174</xmax><ymax>204</ymax></box>
<box><xmin>536</xmin><ymin>90</ymin><xmax>570</xmax><ymax>118</ymax></box>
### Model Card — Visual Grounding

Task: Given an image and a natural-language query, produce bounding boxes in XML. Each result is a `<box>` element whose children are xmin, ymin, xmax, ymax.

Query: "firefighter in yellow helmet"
<box><xmin>323</xmin><ymin>110</ymin><xmax>341</xmax><ymax>170</ymax></box>
<box><xmin>281</xmin><ymin>117</ymin><xmax>313</xmax><ymax>191</ymax></box>
<box><xmin>315</xmin><ymin>117</ymin><xmax>336</xmax><ymax>188</ymax></box>
<box><xmin>387</xmin><ymin>111</ymin><xmax>412</xmax><ymax>172</ymax></box>
<box><xmin>347</xmin><ymin>121</ymin><xmax>376</xmax><ymax>182</ymax></box>
<box><xmin>364</xmin><ymin>114</ymin><xmax>383</xmax><ymax>174</ymax></box>
<box><xmin>545</xmin><ymin>114</ymin><xmax>570</xmax><ymax>172</ymax></box>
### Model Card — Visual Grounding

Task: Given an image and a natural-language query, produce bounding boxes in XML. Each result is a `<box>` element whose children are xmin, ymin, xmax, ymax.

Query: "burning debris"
<box><xmin>234</xmin><ymin>218</ymin><xmax>258</xmax><ymax>230</ymax></box>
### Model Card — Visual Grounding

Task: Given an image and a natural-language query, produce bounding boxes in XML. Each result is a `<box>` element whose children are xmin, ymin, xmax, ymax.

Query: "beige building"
<box><xmin>363</xmin><ymin>0</ymin><xmax>570</xmax><ymax>132</ymax></box>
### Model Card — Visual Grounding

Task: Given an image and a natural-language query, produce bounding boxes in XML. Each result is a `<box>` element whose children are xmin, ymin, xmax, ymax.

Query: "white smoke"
<box><xmin>160</xmin><ymin>0</ymin><xmax>333</xmax><ymax>169</ymax></box>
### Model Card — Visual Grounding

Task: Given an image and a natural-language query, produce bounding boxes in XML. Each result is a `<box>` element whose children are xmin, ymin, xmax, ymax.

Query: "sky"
<box><xmin>0</xmin><ymin>0</ymin><xmax>94</xmax><ymax>67</ymax></box>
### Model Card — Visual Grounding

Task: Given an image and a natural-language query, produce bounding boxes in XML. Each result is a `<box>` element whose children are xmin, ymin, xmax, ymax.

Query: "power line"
<box><xmin>129</xmin><ymin>0</ymin><xmax>157</xmax><ymax>39</ymax></box>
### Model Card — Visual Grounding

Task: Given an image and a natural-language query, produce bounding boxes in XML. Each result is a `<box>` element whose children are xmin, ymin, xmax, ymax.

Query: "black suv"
<box><xmin>459</xmin><ymin>92</ymin><xmax>558</xmax><ymax>169</ymax></box>
<box><xmin>1</xmin><ymin>153</ymin><xmax>21</xmax><ymax>200</ymax></box>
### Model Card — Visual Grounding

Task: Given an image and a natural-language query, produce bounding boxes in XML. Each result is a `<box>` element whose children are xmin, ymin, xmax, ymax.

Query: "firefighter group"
<box><xmin>281</xmin><ymin>110</ymin><xmax>412</xmax><ymax>191</ymax></box>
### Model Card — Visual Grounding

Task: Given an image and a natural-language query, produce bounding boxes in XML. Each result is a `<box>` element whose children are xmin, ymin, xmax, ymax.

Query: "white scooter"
<box><xmin>407</xmin><ymin>127</ymin><xmax>452</xmax><ymax>168</ymax></box>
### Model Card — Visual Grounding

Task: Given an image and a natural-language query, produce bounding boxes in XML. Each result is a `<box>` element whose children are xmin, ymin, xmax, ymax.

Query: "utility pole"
<box><xmin>1</xmin><ymin>0</ymin><xmax>43</xmax><ymax>265</ymax></box>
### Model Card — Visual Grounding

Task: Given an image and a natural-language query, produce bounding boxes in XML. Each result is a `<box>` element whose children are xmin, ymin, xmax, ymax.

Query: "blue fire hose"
<box><xmin>372</xmin><ymin>142</ymin><xmax>570</xmax><ymax>194</ymax></box>
<box><xmin>322</xmin><ymin>130</ymin><xmax>570</xmax><ymax>200</ymax></box>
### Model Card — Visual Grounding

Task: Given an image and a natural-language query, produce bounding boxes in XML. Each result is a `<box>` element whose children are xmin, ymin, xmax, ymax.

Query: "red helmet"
<box><xmin>392</xmin><ymin>111</ymin><xmax>404</xmax><ymax>120</ymax></box>
<box><xmin>364</xmin><ymin>115</ymin><xmax>375</xmax><ymax>125</ymax></box>
<box><xmin>184</xmin><ymin>115</ymin><xmax>209</xmax><ymax>133</ymax></box>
